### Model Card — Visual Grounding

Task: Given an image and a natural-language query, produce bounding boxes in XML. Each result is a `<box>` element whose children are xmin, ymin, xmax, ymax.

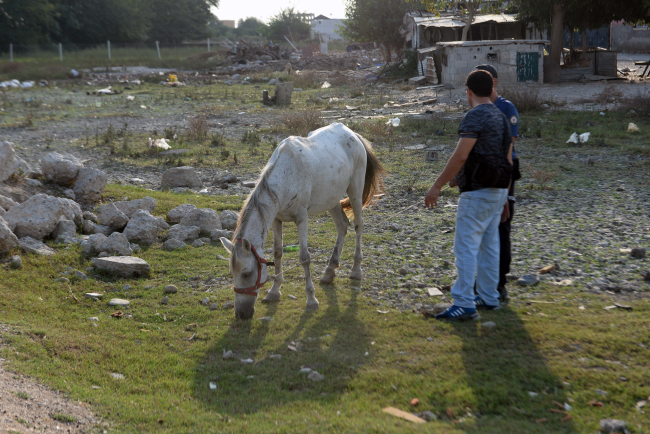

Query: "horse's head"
<box><xmin>220</xmin><ymin>237</ymin><xmax>269</xmax><ymax>320</ymax></box>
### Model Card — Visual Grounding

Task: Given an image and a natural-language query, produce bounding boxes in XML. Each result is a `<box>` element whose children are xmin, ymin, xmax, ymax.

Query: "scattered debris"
<box><xmin>627</xmin><ymin>123</ymin><xmax>639</xmax><ymax>133</ymax></box>
<box><xmin>382</xmin><ymin>407</ymin><xmax>426</xmax><ymax>424</ymax></box>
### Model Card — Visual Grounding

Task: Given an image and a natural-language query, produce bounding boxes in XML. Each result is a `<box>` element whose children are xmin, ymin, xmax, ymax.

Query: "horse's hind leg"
<box><xmin>320</xmin><ymin>204</ymin><xmax>349</xmax><ymax>284</ymax></box>
<box><xmin>262</xmin><ymin>218</ymin><xmax>283</xmax><ymax>303</ymax></box>
<box><xmin>349</xmin><ymin>197</ymin><xmax>364</xmax><ymax>281</ymax></box>
<box><xmin>295</xmin><ymin>212</ymin><xmax>319</xmax><ymax>310</ymax></box>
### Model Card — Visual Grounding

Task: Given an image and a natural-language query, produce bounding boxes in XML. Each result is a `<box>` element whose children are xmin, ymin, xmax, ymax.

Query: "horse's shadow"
<box><xmin>193</xmin><ymin>283</ymin><xmax>370</xmax><ymax>415</ymax></box>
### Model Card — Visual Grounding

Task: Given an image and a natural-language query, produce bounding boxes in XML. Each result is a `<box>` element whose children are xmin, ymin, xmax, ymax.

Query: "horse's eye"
<box><xmin>243</xmin><ymin>271</ymin><xmax>253</xmax><ymax>279</ymax></box>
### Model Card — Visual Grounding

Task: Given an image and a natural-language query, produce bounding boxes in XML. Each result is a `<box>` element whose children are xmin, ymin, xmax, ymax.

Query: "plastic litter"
<box><xmin>96</xmin><ymin>86</ymin><xmax>113</xmax><ymax>95</ymax></box>
<box><xmin>321</xmin><ymin>81</ymin><xmax>331</xmax><ymax>88</ymax></box>
<box><xmin>579</xmin><ymin>132</ymin><xmax>590</xmax><ymax>143</ymax></box>
<box><xmin>70</xmin><ymin>69</ymin><xmax>80</xmax><ymax>77</ymax></box>
<box><xmin>169</xmin><ymin>74</ymin><xmax>178</xmax><ymax>83</ymax></box>
<box><xmin>148</xmin><ymin>138</ymin><xmax>171</xmax><ymax>150</ymax></box>
<box><xmin>20</xmin><ymin>81</ymin><xmax>35</xmax><ymax>89</ymax></box>
<box><xmin>628</xmin><ymin>123</ymin><xmax>640</xmax><ymax>133</ymax></box>
<box><xmin>566</xmin><ymin>133</ymin><xmax>579</xmax><ymax>144</ymax></box>
<box><xmin>126</xmin><ymin>95</ymin><xmax>135</xmax><ymax>101</ymax></box>
<box><xmin>386</xmin><ymin>118</ymin><xmax>401</xmax><ymax>127</ymax></box>
<box><xmin>566</xmin><ymin>132</ymin><xmax>590</xmax><ymax>144</ymax></box>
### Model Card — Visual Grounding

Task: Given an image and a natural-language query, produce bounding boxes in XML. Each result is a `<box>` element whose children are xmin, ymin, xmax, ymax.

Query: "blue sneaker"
<box><xmin>434</xmin><ymin>305</ymin><xmax>479</xmax><ymax>321</ymax></box>
<box><xmin>474</xmin><ymin>296</ymin><xmax>500</xmax><ymax>310</ymax></box>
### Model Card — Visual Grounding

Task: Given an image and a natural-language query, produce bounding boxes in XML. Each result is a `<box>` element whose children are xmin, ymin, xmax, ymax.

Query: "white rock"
<box><xmin>180</xmin><ymin>208</ymin><xmax>221</xmax><ymax>233</ymax></box>
<box><xmin>211</xmin><ymin>229</ymin><xmax>234</xmax><ymax>241</ymax></box>
<box><xmin>97</xmin><ymin>232</ymin><xmax>133</xmax><ymax>256</ymax></box>
<box><xmin>112</xmin><ymin>196</ymin><xmax>156</xmax><ymax>218</ymax></box>
<box><xmin>62</xmin><ymin>189</ymin><xmax>76</xmax><ymax>200</ymax></box>
<box><xmin>73</xmin><ymin>167</ymin><xmax>108</xmax><ymax>202</ymax></box>
<box><xmin>52</xmin><ymin>218</ymin><xmax>77</xmax><ymax>244</ymax></box>
<box><xmin>0</xmin><ymin>141</ymin><xmax>21</xmax><ymax>182</ymax></box>
<box><xmin>0</xmin><ymin>194</ymin><xmax>19</xmax><ymax>210</ymax></box>
<box><xmin>219</xmin><ymin>210</ymin><xmax>239</xmax><ymax>230</ymax></box>
<box><xmin>0</xmin><ymin>217</ymin><xmax>19</xmax><ymax>254</ymax></box>
<box><xmin>10</xmin><ymin>254</ymin><xmax>21</xmax><ymax>268</ymax></box>
<box><xmin>4</xmin><ymin>194</ymin><xmax>78</xmax><ymax>240</ymax></box>
<box><xmin>123</xmin><ymin>210</ymin><xmax>160</xmax><ymax>246</ymax></box>
<box><xmin>222</xmin><ymin>349</ymin><xmax>233</xmax><ymax>359</ymax></box>
<box><xmin>58</xmin><ymin>198</ymin><xmax>83</xmax><ymax>226</ymax></box>
<box><xmin>40</xmin><ymin>152</ymin><xmax>83</xmax><ymax>185</ymax></box>
<box><xmin>96</xmin><ymin>203</ymin><xmax>129</xmax><ymax>231</ymax></box>
<box><xmin>192</xmin><ymin>239</ymin><xmax>205</xmax><ymax>247</ymax></box>
<box><xmin>168</xmin><ymin>224</ymin><xmax>201</xmax><ymax>242</ymax></box>
<box><xmin>161</xmin><ymin>166</ymin><xmax>202</xmax><ymax>190</ymax></box>
<box><xmin>93</xmin><ymin>256</ymin><xmax>151</xmax><ymax>277</ymax></box>
<box><xmin>163</xmin><ymin>238</ymin><xmax>186</xmax><ymax>251</ymax></box>
<box><xmin>308</xmin><ymin>371</ymin><xmax>325</xmax><ymax>382</ymax></box>
<box><xmin>82</xmin><ymin>219</ymin><xmax>112</xmax><ymax>236</ymax></box>
<box><xmin>166</xmin><ymin>203</ymin><xmax>197</xmax><ymax>223</ymax></box>
<box><xmin>18</xmin><ymin>237</ymin><xmax>55</xmax><ymax>256</ymax></box>
<box><xmin>108</xmin><ymin>298</ymin><xmax>130</xmax><ymax>307</ymax></box>
<box><xmin>81</xmin><ymin>233</ymin><xmax>107</xmax><ymax>256</ymax></box>
<box><xmin>481</xmin><ymin>321</ymin><xmax>496</xmax><ymax>329</ymax></box>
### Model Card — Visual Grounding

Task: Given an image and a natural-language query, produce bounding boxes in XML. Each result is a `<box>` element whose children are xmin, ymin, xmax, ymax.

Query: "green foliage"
<box><xmin>0</xmin><ymin>0</ymin><xmax>59</xmax><ymax>46</ymax></box>
<box><xmin>148</xmin><ymin>0</ymin><xmax>219</xmax><ymax>43</ymax></box>
<box><xmin>265</xmin><ymin>7</ymin><xmax>311</xmax><ymax>42</ymax></box>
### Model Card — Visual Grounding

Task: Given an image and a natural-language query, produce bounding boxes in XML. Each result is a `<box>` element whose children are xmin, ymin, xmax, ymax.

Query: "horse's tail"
<box><xmin>341</xmin><ymin>134</ymin><xmax>386</xmax><ymax>216</ymax></box>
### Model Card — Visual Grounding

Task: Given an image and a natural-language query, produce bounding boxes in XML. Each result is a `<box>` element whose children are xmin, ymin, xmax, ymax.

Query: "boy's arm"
<box><xmin>425</xmin><ymin>137</ymin><xmax>476</xmax><ymax>208</ymax></box>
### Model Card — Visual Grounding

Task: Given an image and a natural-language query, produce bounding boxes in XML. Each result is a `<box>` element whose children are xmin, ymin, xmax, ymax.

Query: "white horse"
<box><xmin>220</xmin><ymin>123</ymin><xmax>385</xmax><ymax>319</ymax></box>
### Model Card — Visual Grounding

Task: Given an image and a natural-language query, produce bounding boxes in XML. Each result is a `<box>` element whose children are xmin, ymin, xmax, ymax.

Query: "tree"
<box><xmin>0</xmin><ymin>0</ymin><xmax>59</xmax><ymax>46</ymax></box>
<box><xmin>236</xmin><ymin>17</ymin><xmax>267</xmax><ymax>37</ymax></box>
<box><xmin>148</xmin><ymin>0</ymin><xmax>220</xmax><ymax>43</ymax></box>
<box><xmin>517</xmin><ymin>0</ymin><xmax>650</xmax><ymax>66</ymax></box>
<box><xmin>414</xmin><ymin>0</ymin><xmax>503</xmax><ymax>41</ymax></box>
<box><xmin>341</xmin><ymin>0</ymin><xmax>414</xmax><ymax>62</ymax></box>
<box><xmin>265</xmin><ymin>7</ymin><xmax>311</xmax><ymax>42</ymax></box>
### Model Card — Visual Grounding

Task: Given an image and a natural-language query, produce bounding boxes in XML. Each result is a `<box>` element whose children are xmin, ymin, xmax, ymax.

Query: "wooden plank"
<box><xmin>382</xmin><ymin>407</ymin><xmax>427</xmax><ymax>424</ymax></box>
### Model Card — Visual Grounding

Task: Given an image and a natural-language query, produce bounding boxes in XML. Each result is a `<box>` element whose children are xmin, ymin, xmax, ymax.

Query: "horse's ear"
<box><xmin>220</xmin><ymin>238</ymin><xmax>233</xmax><ymax>254</ymax></box>
<box><xmin>242</xmin><ymin>238</ymin><xmax>251</xmax><ymax>252</ymax></box>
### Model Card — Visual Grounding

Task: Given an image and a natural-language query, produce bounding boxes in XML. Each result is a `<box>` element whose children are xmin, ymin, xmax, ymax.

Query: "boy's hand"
<box><xmin>449</xmin><ymin>178</ymin><xmax>457</xmax><ymax>188</ymax></box>
<box><xmin>425</xmin><ymin>185</ymin><xmax>441</xmax><ymax>208</ymax></box>
<box><xmin>501</xmin><ymin>202</ymin><xmax>510</xmax><ymax>222</ymax></box>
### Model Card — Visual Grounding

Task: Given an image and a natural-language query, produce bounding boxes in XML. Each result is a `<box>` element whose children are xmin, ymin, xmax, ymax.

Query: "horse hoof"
<box><xmin>262</xmin><ymin>293</ymin><xmax>281</xmax><ymax>303</ymax></box>
<box><xmin>306</xmin><ymin>300</ymin><xmax>320</xmax><ymax>311</ymax></box>
<box><xmin>349</xmin><ymin>271</ymin><xmax>362</xmax><ymax>281</ymax></box>
<box><xmin>319</xmin><ymin>274</ymin><xmax>335</xmax><ymax>284</ymax></box>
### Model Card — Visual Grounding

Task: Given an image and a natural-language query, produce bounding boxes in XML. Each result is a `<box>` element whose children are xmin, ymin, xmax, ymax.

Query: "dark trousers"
<box><xmin>498</xmin><ymin>182</ymin><xmax>515</xmax><ymax>288</ymax></box>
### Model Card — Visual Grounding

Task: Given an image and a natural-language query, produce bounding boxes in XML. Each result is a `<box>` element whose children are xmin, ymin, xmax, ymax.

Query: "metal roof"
<box><xmin>436</xmin><ymin>39</ymin><xmax>548</xmax><ymax>47</ymax></box>
<box><xmin>413</xmin><ymin>14</ymin><xmax>519</xmax><ymax>28</ymax></box>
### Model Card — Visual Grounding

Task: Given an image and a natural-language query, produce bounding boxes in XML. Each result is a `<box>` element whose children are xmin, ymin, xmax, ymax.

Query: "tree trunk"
<box><xmin>461</xmin><ymin>3</ymin><xmax>476</xmax><ymax>42</ymax></box>
<box><xmin>549</xmin><ymin>2</ymin><xmax>565</xmax><ymax>66</ymax></box>
<box><xmin>581</xmin><ymin>31</ymin><xmax>587</xmax><ymax>59</ymax></box>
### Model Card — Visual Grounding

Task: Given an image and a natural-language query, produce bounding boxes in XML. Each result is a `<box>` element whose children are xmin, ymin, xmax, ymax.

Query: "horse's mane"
<box><xmin>233</xmin><ymin>161</ymin><xmax>278</xmax><ymax>241</ymax></box>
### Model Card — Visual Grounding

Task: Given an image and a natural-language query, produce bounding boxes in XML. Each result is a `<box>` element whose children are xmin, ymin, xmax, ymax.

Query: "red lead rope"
<box><xmin>232</xmin><ymin>241</ymin><xmax>275</xmax><ymax>296</ymax></box>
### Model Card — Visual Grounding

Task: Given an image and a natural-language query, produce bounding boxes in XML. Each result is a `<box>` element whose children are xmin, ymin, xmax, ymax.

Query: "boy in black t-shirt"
<box><xmin>424</xmin><ymin>70</ymin><xmax>513</xmax><ymax>321</ymax></box>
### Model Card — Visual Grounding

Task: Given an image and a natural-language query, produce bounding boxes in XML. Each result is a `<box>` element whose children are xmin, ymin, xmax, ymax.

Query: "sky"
<box><xmin>212</xmin><ymin>0</ymin><xmax>347</xmax><ymax>25</ymax></box>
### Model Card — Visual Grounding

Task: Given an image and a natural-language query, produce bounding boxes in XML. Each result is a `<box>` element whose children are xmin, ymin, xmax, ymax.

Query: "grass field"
<box><xmin>1</xmin><ymin>76</ymin><xmax>650</xmax><ymax>433</ymax></box>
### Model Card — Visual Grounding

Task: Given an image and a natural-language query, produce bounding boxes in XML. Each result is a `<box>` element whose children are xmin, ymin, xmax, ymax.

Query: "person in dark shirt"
<box><xmin>474</xmin><ymin>64</ymin><xmax>521</xmax><ymax>301</ymax></box>
<box><xmin>425</xmin><ymin>70</ymin><xmax>513</xmax><ymax>321</ymax></box>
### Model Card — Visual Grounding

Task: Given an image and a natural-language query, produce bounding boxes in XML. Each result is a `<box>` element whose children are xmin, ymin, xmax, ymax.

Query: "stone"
<box><xmin>0</xmin><ymin>141</ymin><xmax>21</xmax><ymax>182</ymax></box>
<box><xmin>166</xmin><ymin>204</ymin><xmax>197</xmax><ymax>223</ymax></box>
<box><xmin>18</xmin><ymin>237</ymin><xmax>55</xmax><ymax>256</ymax></box>
<box><xmin>211</xmin><ymin>229</ymin><xmax>234</xmax><ymax>241</ymax></box>
<box><xmin>222</xmin><ymin>174</ymin><xmax>238</xmax><ymax>183</ymax></box>
<box><xmin>112</xmin><ymin>196</ymin><xmax>156</xmax><ymax>218</ymax></box>
<box><xmin>0</xmin><ymin>206</ymin><xmax>4</xmax><ymax>219</ymax></box>
<box><xmin>643</xmin><ymin>270</ymin><xmax>650</xmax><ymax>282</ymax></box>
<box><xmin>219</xmin><ymin>210</ymin><xmax>239</xmax><ymax>230</ymax></box>
<box><xmin>108</xmin><ymin>298</ymin><xmax>130</xmax><ymax>307</ymax></box>
<box><xmin>268</xmin><ymin>78</ymin><xmax>281</xmax><ymax>85</ymax></box>
<box><xmin>161</xmin><ymin>166</ymin><xmax>202</xmax><ymax>190</ymax></box>
<box><xmin>4</xmin><ymin>194</ymin><xmax>80</xmax><ymax>240</ymax></box>
<box><xmin>93</xmin><ymin>256</ymin><xmax>151</xmax><ymax>277</ymax></box>
<box><xmin>83</xmin><ymin>211</ymin><xmax>98</xmax><ymax>223</ymax></box>
<box><xmin>74</xmin><ymin>271</ymin><xmax>87</xmax><ymax>280</ymax></box>
<box><xmin>81</xmin><ymin>233</ymin><xmax>107</xmax><ymax>256</ymax></box>
<box><xmin>517</xmin><ymin>275</ymin><xmax>539</xmax><ymax>286</ymax></box>
<box><xmin>164</xmin><ymin>285</ymin><xmax>178</xmax><ymax>293</ymax></box>
<box><xmin>420</xmin><ymin>411</ymin><xmax>437</xmax><ymax>422</ymax></box>
<box><xmin>59</xmin><ymin>198</ymin><xmax>83</xmax><ymax>225</ymax></box>
<box><xmin>599</xmin><ymin>419</ymin><xmax>627</xmax><ymax>433</ymax></box>
<box><xmin>168</xmin><ymin>224</ymin><xmax>201</xmax><ymax>242</ymax></box>
<box><xmin>0</xmin><ymin>194</ymin><xmax>19</xmax><ymax>211</ymax></box>
<box><xmin>53</xmin><ymin>218</ymin><xmax>78</xmax><ymax>244</ymax></box>
<box><xmin>73</xmin><ymin>167</ymin><xmax>108</xmax><ymax>202</ymax></box>
<box><xmin>201</xmin><ymin>297</ymin><xmax>210</xmax><ymax>306</ymax></box>
<box><xmin>24</xmin><ymin>178</ymin><xmax>42</xmax><ymax>187</ymax></box>
<box><xmin>209</xmin><ymin>303</ymin><xmax>219</xmax><ymax>310</ymax></box>
<box><xmin>426</xmin><ymin>287</ymin><xmax>443</xmax><ymax>296</ymax></box>
<box><xmin>630</xmin><ymin>248</ymin><xmax>646</xmax><ymax>259</ymax></box>
<box><xmin>123</xmin><ymin>210</ymin><xmax>160</xmax><ymax>246</ymax></box>
<box><xmin>163</xmin><ymin>238</ymin><xmax>186</xmax><ymax>251</ymax></box>
<box><xmin>10</xmin><ymin>255</ymin><xmax>22</xmax><ymax>268</ymax></box>
<box><xmin>130</xmin><ymin>243</ymin><xmax>141</xmax><ymax>253</ymax></box>
<box><xmin>55</xmin><ymin>277</ymin><xmax>70</xmax><ymax>283</ymax></box>
<box><xmin>85</xmin><ymin>293</ymin><xmax>102</xmax><ymax>300</ymax></box>
<box><xmin>62</xmin><ymin>189</ymin><xmax>76</xmax><ymax>200</ymax></box>
<box><xmin>399</xmin><ymin>267</ymin><xmax>409</xmax><ymax>275</ymax></box>
<box><xmin>192</xmin><ymin>239</ymin><xmax>205</xmax><ymax>247</ymax></box>
<box><xmin>161</xmin><ymin>296</ymin><xmax>169</xmax><ymax>305</ymax></box>
<box><xmin>154</xmin><ymin>216</ymin><xmax>169</xmax><ymax>231</ymax></box>
<box><xmin>481</xmin><ymin>321</ymin><xmax>496</xmax><ymax>329</ymax></box>
<box><xmin>40</xmin><ymin>152</ymin><xmax>83</xmax><ymax>185</ymax></box>
<box><xmin>180</xmin><ymin>208</ymin><xmax>221</xmax><ymax>234</ymax></box>
<box><xmin>98</xmin><ymin>252</ymin><xmax>109</xmax><ymax>258</ymax></box>
<box><xmin>96</xmin><ymin>203</ymin><xmax>129</xmax><ymax>231</ymax></box>
<box><xmin>82</xmin><ymin>219</ymin><xmax>112</xmax><ymax>236</ymax></box>
<box><xmin>241</xmin><ymin>180</ymin><xmax>256</xmax><ymax>188</ymax></box>
<box><xmin>308</xmin><ymin>371</ymin><xmax>324</xmax><ymax>382</ymax></box>
<box><xmin>0</xmin><ymin>217</ymin><xmax>19</xmax><ymax>254</ymax></box>
<box><xmin>97</xmin><ymin>232</ymin><xmax>133</xmax><ymax>256</ymax></box>
<box><xmin>223</xmin><ymin>300</ymin><xmax>234</xmax><ymax>309</ymax></box>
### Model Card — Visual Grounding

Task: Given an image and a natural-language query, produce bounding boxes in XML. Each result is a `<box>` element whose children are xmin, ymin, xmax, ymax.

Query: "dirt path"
<box><xmin>0</xmin><ymin>327</ymin><xmax>99</xmax><ymax>434</ymax></box>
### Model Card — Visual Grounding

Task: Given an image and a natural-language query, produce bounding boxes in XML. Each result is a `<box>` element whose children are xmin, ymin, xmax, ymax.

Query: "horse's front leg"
<box><xmin>349</xmin><ymin>198</ymin><xmax>364</xmax><ymax>281</ymax></box>
<box><xmin>320</xmin><ymin>204</ymin><xmax>349</xmax><ymax>284</ymax></box>
<box><xmin>296</xmin><ymin>214</ymin><xmax>319</xmax><ymax>310</ymax></box>
<box><xmin>262</xmin><ymin>218</ymin><xmax>283</xmax><ymax>303</ymax></box>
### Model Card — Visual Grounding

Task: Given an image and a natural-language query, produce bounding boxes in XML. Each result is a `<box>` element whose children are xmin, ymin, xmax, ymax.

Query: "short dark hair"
<box><xmin>465</xmin><ymin>70</ymin><xmax>493</xmax><ymax>98</ymax></box>
<box><xmin>474</xmin><ymin>64</ymin><xmax>498</xmax><ymax>78</ymax></box>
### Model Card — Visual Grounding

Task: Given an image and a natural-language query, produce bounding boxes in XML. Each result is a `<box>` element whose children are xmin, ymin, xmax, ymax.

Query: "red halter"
<box><xmin>232</xmin><ymin>240</ymin><xmax>274</xmax><ymax>297</ymax></box>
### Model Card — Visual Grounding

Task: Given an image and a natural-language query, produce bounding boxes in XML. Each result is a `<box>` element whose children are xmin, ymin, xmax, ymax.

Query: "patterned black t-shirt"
<box><xmin>455</xmin><ymin>103</ymin><xmax>512</xmax><ymax>192</ymax></box>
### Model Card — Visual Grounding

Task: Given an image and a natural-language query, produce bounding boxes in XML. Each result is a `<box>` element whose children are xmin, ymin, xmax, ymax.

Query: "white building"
<box><xmin>311</xmin><ymin>15</ymin><xmax>346</xmax><ymax>40</ymax></box>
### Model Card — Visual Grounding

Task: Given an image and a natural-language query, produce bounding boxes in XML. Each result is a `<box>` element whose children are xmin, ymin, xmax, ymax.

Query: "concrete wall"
<box><xmin>311</xmin><ymin>19</ymin><xmax>346</xmax><ymax>40</ymax></box>
<box><xmin>612</xmin><ymin>23</ymin><xmax>650</xmax><ymax>53</ymax></box>
<box><xmin>440</xmin><ymin>42</ymin><xmax>544</xmax><ymax>86</ymax></box>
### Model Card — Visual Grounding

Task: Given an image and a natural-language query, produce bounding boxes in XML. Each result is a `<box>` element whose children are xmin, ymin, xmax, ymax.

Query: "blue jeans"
<box><xmin>451</xmin><ymin>188</ymin><xmax>508</xmax><ymax>309</ymax></box>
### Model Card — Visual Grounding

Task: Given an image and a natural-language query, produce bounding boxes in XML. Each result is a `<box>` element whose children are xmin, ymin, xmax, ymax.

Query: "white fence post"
<box><xmin>59</xmin><ymin>43</ymin><xmax>63</xmax><ymax>61</ymax></box>
<box><xmin>207</xmin><ymin>38</ymin><xmax>210</xmax><ymax>52</ymax></box>
<box><xmin>107</xmin><ymin>40</ymin><xmax>111</xmax><ymax>60</ymax></box>
<box><xmin>156</xmin><ymin>41</ymin><xmax>161</xmax><ymax>60</ymax></box>
<box><xmin>9</xmin><ymin>44</ymin><xmax>13</xmax><ymax>62</ymax></box>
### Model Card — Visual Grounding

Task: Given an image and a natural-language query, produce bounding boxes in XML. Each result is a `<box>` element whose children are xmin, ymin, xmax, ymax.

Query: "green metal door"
<box><xmin>516</xmin><ymin>52</ymin><xmax>539</xmax><ymax>82</ymax></box>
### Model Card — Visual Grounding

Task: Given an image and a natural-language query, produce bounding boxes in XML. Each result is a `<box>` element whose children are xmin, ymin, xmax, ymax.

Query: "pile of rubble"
<box><xmin>0</xmin><ymin>141</ymin><xmax>240</xmax><ymax>276</ymax></box>
<box><xmin>226</xmin><ymin>39</ymin><xmax>294</xmax><ymax>64</ymax></box>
